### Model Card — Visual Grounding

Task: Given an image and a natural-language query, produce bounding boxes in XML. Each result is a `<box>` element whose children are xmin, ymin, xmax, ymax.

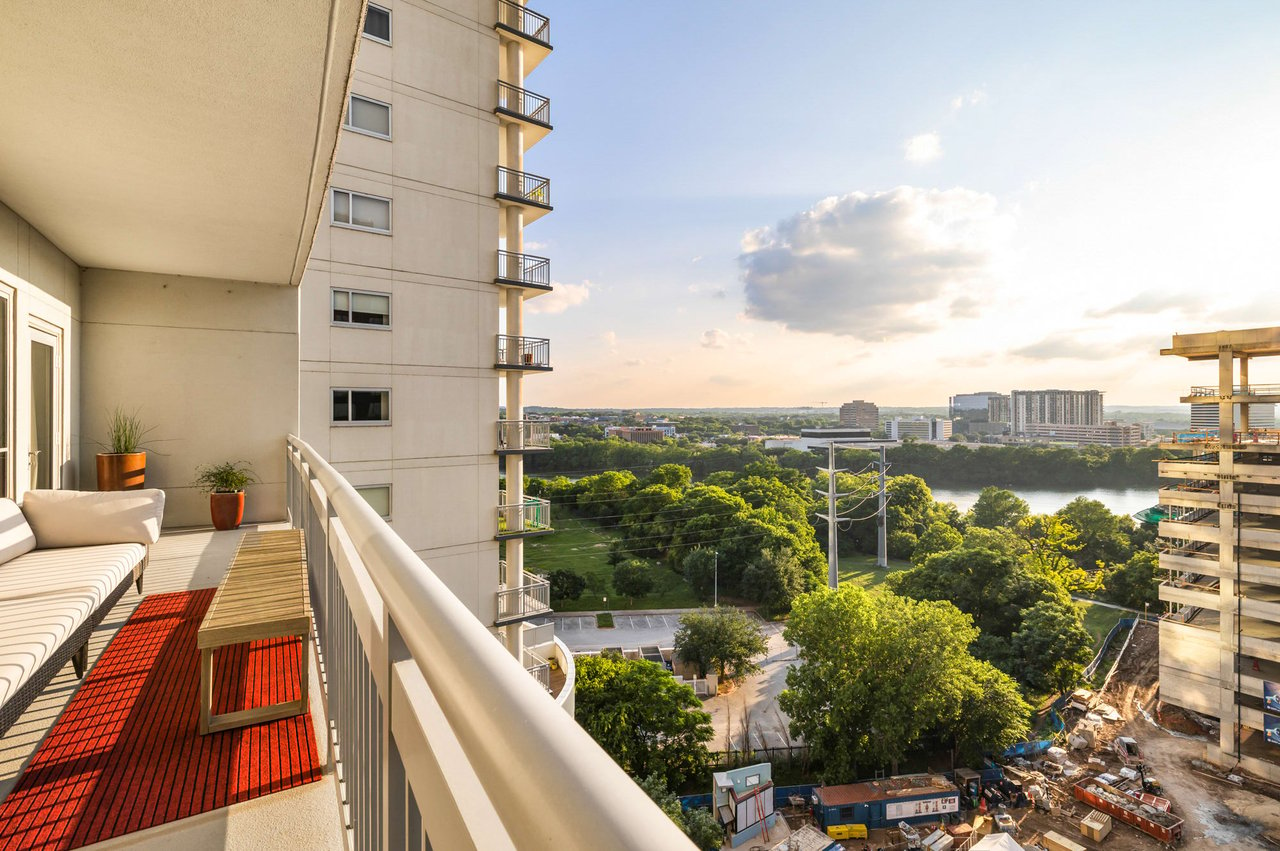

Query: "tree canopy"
<box><xmin>969</xmin><ymin>487</ymin><xmax>1031</xmax><ymax>530</ymax></box>
<box><xmin>673</xmin><ymin>607</ymin><xmax>767</xmax><ymax>679</ymax></box>
<box><xmin>575</xmin><ymin>653</ymin><xmax>713</xmax><ymax>788</ymax></box>
<box><xmin>780</xmin><ymin>586</ymin><xmax>1030</xmax><ymax>782</ymax></box>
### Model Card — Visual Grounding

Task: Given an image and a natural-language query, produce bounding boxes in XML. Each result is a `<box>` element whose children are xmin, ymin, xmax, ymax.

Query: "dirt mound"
<box><xmin>1157</xmin><ymin>701</ymin><xmax>1214</xmax><ymax>736</ymax></box>
<box><xmin>1100</xmin><ymin>621</ymin><xmax>1159</xmax><ymax>712</ymax></box>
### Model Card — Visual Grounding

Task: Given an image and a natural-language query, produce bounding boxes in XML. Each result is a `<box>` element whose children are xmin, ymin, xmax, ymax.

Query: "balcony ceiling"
<box><xmin>0</xmin><ymin>1</ymin><xmax>363</xmax><ymax>286</ymax></box>
<box><xmin>1164</xmin><ymin>326</ymin><xmax>1280</xmax><ymax>361</ymax></box>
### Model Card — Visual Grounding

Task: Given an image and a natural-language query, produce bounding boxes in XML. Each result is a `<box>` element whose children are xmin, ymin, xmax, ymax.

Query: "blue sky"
<box><xmin>514</xmin><ymin>2</ymin><xmax>1280</xmax><ymax>408</ymax></box>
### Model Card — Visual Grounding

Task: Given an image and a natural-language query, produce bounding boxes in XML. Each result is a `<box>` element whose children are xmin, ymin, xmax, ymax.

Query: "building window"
<box><xmin>331</xmin><ymin>189</ymin><xmax>391</xmax><ymax>234</ymax></box>
<box><xmin>346</xmin><ymin>94</ymin><xmax>391</xmax><ymax>139</ymax></box>
<box><xmin>332</xmin><ymin>389</ymin><xmax>390</xmax><ymax>424</ymax></box>
<box><xmin>332</xmin><ymin>289</ymin><xmax>391</xmax><ymax>327</ymax></box>
<box><xmin>355</xmin><ymin>484</ymin><xmax>392</xmax><ymax>518</ymax></box>
<box><xmin>363</xmin><ymin>3</ymin><xmax>391</xmax><ymax>43</ymax></box>
<box><xmin>838</xmin><ymin>806</ymin><xmax>853</xmax><ymax>820</ymax></box>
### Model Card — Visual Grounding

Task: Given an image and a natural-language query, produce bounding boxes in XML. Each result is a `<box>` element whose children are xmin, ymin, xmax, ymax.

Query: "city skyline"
<box><xmin>517</xmin><ymin>1</ymin><xmax>1280</xmax><ymax>408</ymax></box>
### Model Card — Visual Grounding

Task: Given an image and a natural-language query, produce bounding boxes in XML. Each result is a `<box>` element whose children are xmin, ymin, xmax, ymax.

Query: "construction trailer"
<box><xmin>813</xmin><ymin>774</ymin><xmax>960</xmax><ymax>832</ymax></box>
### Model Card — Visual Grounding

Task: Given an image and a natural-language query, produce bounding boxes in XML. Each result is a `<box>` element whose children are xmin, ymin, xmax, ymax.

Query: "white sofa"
<box><xmin>0</xmin><ymin>489</ymin><xmax>164</xmax><ymax>736</ymax></box>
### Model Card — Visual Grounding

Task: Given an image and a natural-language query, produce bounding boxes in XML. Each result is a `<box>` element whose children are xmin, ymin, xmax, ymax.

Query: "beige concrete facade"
<box><xmin>1010</xmin><ymin>388</ymin><xmax>1104</xmax><ymax>435</ymax></box>
<box><xmin>300</xmin><ymin>0</ymin><xmax>556</xmax><ymax>645</ymax></box>
<box><xmin>1158</xmin><ymin>326</ymin><xmax>1280</xmax><ymax>779</ymax></box>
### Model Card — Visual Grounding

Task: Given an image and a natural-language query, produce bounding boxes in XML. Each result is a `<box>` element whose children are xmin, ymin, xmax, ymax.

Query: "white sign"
<box><xmin>885</xmin><ymin>795</ymin><xmax>959</xmax><ymax>821</ymax></box>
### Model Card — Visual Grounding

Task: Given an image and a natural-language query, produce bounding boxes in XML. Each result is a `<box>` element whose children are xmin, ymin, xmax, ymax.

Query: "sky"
<box><xmin>512</xmin><ymin>1</ymin><xmax>1280</xmax><ymax>408</ymax></box>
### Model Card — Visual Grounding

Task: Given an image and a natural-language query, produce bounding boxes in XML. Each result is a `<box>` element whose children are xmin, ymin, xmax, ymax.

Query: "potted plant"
<box><xmin>193</xmin><ymin>461</ymin><xmax>256</xmax><ymax>531</ymax></box>
<box><xmin>96</xmin><ymin>407</ymin><xmax>153</xmax><ymax>491</ymax></box>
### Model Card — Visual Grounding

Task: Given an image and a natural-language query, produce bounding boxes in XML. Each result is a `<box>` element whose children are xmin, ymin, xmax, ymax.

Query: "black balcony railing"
<box><xmin>496</xmin><ymin>250</ymin><xmax>551</xmax><ymax>289</ymax></box>
<box><xmin>496</xmin><ymin>167</ymin><xmax>551</xmax><ymax>209</ymax></box>
<box><xmin>497</xmin><ymin>0</ymin><xmax>551</xmax><ymax>47</ymax></box>
<box><xmin>497</xmin><ymin>81</ymin><xmax>551</xmax><ymax>127</ymax></box>
<box><xmin>496</xmin><ymin>334</ymin><xmax>551</xmax><ymax>370</ymax></box>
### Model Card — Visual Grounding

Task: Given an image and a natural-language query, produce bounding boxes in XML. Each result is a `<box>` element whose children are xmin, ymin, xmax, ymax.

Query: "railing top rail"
<box><xmin>287</xmin><ymin>435</ymin><xmax>691</xmax><ymax>848</ymax></box>
<box><xmin>497</xmin><ymin>333</ymin><xmax>551</xmax><ymax>345</ymax></box>
<box><xmin>497</xmin><ymin>248</ymin><xmax>550</xmax><ymax>264</ymax></box>
<box><xmin>497</xmin><ymin>165</ymin><xmax>550</xmax><ymax>184</ymax></box>
<box><xmin>497</xmin><ymin>0</ymin><xmax>551</xmax><ymax>41</ymax></box>
<box><xmin>497</xmin><ymin>80</ymin><xmax>549</xmax><ymax>100</ymax></box>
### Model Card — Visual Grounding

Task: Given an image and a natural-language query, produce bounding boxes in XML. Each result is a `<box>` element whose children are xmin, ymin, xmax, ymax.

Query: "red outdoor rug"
<box><xmin>0</xmin><ymin>589</ymin><xmax>322</xmax><ymax>850</ymax></box>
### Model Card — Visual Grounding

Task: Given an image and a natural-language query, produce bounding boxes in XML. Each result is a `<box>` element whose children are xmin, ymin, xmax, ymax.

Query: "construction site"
<box><xmin>732</xmin><ymin>619</ymin><xmax>1280</xmax><ymax>850</ymax></box>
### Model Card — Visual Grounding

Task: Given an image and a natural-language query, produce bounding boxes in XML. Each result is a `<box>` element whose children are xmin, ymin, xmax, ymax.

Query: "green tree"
<box><xmin>682</xmin><ymin>548</ymin><xmax>721</xmax><ymax>601</ymax></box>
<box><xmin>1010</xmin><ymin>599</ymin><xmax>1095</xmax><ymax>693</ymax></box>
<box><xmin>643</xmin><ymin>463</ymin><xmax>693</xmax><ymax>491</ymax></box>
<box><xmin>968</xmin><ymin>487</ymin><xmax>1030</xmax><ymax>529</ymax></box>
<box><xmin>780</xmin><ymin>586</ymin><xmax>1023</xmax><ymax>781</ymax></box>
<box><xmin>740</xmin><ymin>545</ymin><xmax>806</xmax><ymax>615</ymax></box>
<box><xmin>912</xmin><ymin>522</ymin><xmax>963</xmax><ymax>564</ymax></box>
<box><xmin>1018</xmin><ymin>515</ymin><xmax>1100</xmax><ymax>594</ymax></box>
<box><xmin>1103</xmin><ymin>550</ymin><xmax>1159</xmax><ymax>610</ymax></box>
<box><xmin>947</xmin><ymin>657</ymin><xmax>1032</xmax><ymax>764</ymax></box>
<box><xmin>673</xmin><ymin>607</ymin><xmax>767</xmax><ymax>679</ymax></box>
<box><xmin>575</xmin><ymin>654</ymin><xmax>713</xmax><ymax>787</ymax></box>
<box><xmin>1056</xmin><ymin>497</ymin><xmax>1137</xmax><ymax>569</ymax></box>
<box><xmin>613</xmin><ymin>559</ymin><xmax>655</xmax><ymax>602</ymax></box>
<box><xmin>547</xmin><ymin>569</ymin><xmax>586</xmax><ymax>602</ymax></box>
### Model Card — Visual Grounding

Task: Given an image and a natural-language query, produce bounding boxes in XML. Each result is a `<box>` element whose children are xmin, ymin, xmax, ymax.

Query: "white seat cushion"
<box><xmin>21</xmin><ymin>489</ymin><xmax>165</xmax><ymax>548</ymax></box>
<box><xmin>0</xmin><ymin>543</ymin><xmax>145</xmax><ymax>605</ymax></box>
<box><xmin>0</xmin><ymin>589</ymin><xmax>102</xmax><ymax>706</ymax></box>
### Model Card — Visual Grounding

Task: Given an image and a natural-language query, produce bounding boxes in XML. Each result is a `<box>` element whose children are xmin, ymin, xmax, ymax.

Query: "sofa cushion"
<box><xmin>0</xmin><ymin>590</ymin><xmax>101</xmax><ymax>707</ymax></box>
<box><xmin>21</xmin><ymin>489</ymin><xmax>165</xmax><ymax>548</ymax></box>
<box><xmin>0</xmin><ymin>499</ymin><xmax>36</xmax><ymax>565</ymax></box>
<box><xmin>0</xmin><ymin>543</ymin><xmax>145</xmax><ymax>605</ymax></box>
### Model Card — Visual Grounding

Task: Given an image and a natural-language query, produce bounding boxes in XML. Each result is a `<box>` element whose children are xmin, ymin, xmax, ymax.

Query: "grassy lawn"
<box><xmin>836</xmin><ymin>553</ymin><xmax>910</xmax><ymax>588</ymax></box>
<box><xmin>1078</xmin><ymin>600</ymin><xmax>1126</xmax><ymax>651</ymax></box>
<box><xmin>524</xmin><ymin>514</ymin><xmax>702</xmax><ymax>612</ymax></box>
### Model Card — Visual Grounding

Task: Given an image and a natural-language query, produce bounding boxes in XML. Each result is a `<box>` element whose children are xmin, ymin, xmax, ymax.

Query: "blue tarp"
<box><xmin>1001</xmin><ymin>739</ymin><xmax>1052</xmax><ymax>758</ymax></box>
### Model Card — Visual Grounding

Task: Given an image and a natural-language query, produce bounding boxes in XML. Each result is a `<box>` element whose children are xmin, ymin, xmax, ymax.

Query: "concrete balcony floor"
<box><xmin>0</xmin><ymin>524</ymin><xmax>343</xmax><ymax>851</ymax></box>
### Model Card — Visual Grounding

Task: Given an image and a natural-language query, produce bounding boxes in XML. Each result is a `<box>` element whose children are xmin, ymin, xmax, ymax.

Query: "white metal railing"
<box><xmin>286</xmin><ymin>435</ymin><xmax>693</xmax><ymax>850</ymax></box>
<box><xmin>497</xmin><ymin>419</ymin><xmax>552</xmax><ymax>453</ymax></box>
<box><xmin>524</xmin><ymin>649</ymin><xmax>551</xmax><ymax>692</ymax></box>
<box><xmin>497</xmin><ymin>490</ymin><xmax>552</xmax><ymax>536</ymax></box>
<box><xmin>1189</xmin><ymin>384</ymin><xmax>1280</xmax><ymax>397</ymax></box>
<box><xmin>496</xmin><ymin>573</ymin><xmax>552</xmax><ymax>622</ymax></box>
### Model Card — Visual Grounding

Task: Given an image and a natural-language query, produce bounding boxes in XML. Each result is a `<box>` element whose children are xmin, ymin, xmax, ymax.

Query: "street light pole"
<box><xmin>713</xmin><ymin>550</ymin><xmax>718</xmax><ymax>608</ymax></box>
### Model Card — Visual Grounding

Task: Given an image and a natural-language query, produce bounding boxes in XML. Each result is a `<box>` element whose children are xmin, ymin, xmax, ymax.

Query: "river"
<box><xmin>928</xmin><ymin>487</ymin><xmax>1155</xmax><ymax>517</ymax></box>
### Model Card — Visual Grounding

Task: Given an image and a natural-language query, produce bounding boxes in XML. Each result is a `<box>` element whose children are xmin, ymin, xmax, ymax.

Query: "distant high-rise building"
<box><xmin>1020</xmin><ymin>421</ymin><xmax>1143</xmax><ymax>447</ymax></box>
<box><xmin>1189</xmin><ymin>403</ymin><xmax>1275</xmax><ymax>431</ymax></box>
<box><xmin>949</xmin><ymin>391</ymin><xmax>1006</xmax><ymax>422</ymax></box>
<box><xmin>987</xmin><ymin>394</ymin><xmax>1012</xmax><ymax>424</ymax></box>
<box><xmin>1010</xmin><ymin>389</ymin><xmax>1103</xmax><ymax>435</ymax></box>
<box><xmin>839</xmin><ymin>400</ymin><xmax>879</xmax><ymax>430</ymax></box>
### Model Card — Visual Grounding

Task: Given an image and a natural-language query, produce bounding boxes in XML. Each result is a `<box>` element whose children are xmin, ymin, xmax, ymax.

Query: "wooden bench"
<box><xmin>198</xmin><ymin>529</ymin><xmax>310</xmax><ymax>735</ymax></box>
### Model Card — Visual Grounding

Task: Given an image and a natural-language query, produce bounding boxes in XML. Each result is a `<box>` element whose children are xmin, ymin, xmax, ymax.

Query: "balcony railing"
<box><xmin>497</xmin><ymin>81</ymin><xmax>551</xmax><ymax>127</ymax></box>
<box><xmin>498</xmin><ymin>573</ymin><xmax>552</xmax><ymax>623</ymax></box>
<box><xmin>496</xmin><ymin>166</ymin><xmax>551</xmax><ymax>209</ymax></box>
<box><xmin>496</xmin><ymin>0</ymin><xmax>551</xmax><ymax>47</ymax></box>
<box><xmin>496</xmin><ymin>334</ymin><xmax>551</xmax><ymax>370</ymax></box>
<box><xmin>497</xmin><ymin>490</ymin><xmax>552</xmax><ymax>537</ymax></box>
<box><xmin>497</xmin><ymin>419</ymin><xmax>552</xmax><ymax>453</ymax></box>
<box><xmin>524</xmin><ymin>648</ymin><xmax>552</xmax><ymax>692</ymax></box>
<box><xmin>285</xmin><ymin>436</ymin><xmax>690</xmax><ymax>849</ymax></box>
<box><xmin>1189</xmin><ymin>384</ymin><xmax>1280</xmax><ymax>397</ymax></box>
<box><xmin>496</xmin><ymin>249</ymin><xmax>551</xmax><ymax>289</ymax></box>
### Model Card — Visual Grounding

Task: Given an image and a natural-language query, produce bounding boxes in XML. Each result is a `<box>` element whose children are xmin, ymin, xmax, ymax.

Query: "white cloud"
<box><xmin>526</xmin><ymin>279</ymin><xmax>591</xmax><ymax>315</ymax></box>
<box><xmin>950</xmin><ymin>88</ymin><xmax>988</xmax><ymax>111</ymax></box>
<box><xmin>738</xmin><ymin>186</ymin><xmax>1014</xmax><ymax>340</ymax></box>
<box><xmin>700</xmin><ymin>329</ymin><xmax>729</xmax><ymax>349</ymax></box>
<box><xmin>625</xmin><ymin>358</ymin><xmax>646</xmax><ymax>367</ymax></box>
<box><xmin>601</xmin><ymin>330</ymin><xmax>618</xmax><ymax>354</ymax></box>
<box><xmin>523</xmin><ymin>240</ymin><xmax>547</xmax><ymax>251</ymax></box>
<box><xmin>904</xmin><ymin>132</ymin><xmax>942</xmax><ymax>163</ymax></box>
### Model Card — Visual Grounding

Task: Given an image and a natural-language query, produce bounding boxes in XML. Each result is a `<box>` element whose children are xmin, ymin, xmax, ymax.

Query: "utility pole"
<box><xmin>814</xmin><ymin>441</ymin><xmax>867</xmax><ymax>589</ymax></box>
<box><xmin>876</xmin><ymin>445</ymin><xmax>888</xmax><ymax>569</ymax></box>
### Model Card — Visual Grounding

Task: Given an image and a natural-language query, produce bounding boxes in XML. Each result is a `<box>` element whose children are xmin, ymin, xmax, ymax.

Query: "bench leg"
<box><xmin>72</xmin><ymin>641</ymin><xmax>89</xmax><ymax>678</ymax></box>
<box><xmin>199</xmin><ymin>647</ymin><xmax>213</xmax><ymax>735</ymax></box>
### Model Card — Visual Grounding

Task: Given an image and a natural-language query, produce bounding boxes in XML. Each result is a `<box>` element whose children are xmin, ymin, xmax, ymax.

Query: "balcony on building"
<box><xmin>495</xmin><ymin>333</ymin><xmax>551</xmax><ymax>371</ymax></box>
<box><xmin>496</xmin><ymin>489</ymin><xmax>553</xmax><ymax>539</ymax></box>
<box><xmin>495</xmin><ymin>565</ymin><xmax>552</xmax><ymax>625</ymax></box>
<box><xmin>496</xmin><ymin>81</ymin><xmax>552</xmax><ymax>147</ymax></box>
<box><xmin>495</xmin><ymin>0</ymin><xmax>552</xmax><ymax>70</ymax></box>
<box><xmin>496</xmin><ymin>166</ymin><xmax>552</xmax><ymax>222</ymax></box>
<box><xmin>496</xmin><ymin>248</ymin><xmax>553</xmax><ymax>293</ymax></box>
<box><xmin>496</xmin><ymin>419</ymin><xmax>552</xmax><ymax>455</ymax></box>
<box><xmin>1182</xmin><ymin>383</ymin><xmax>1280</xmax><ymax>404</ymax></box>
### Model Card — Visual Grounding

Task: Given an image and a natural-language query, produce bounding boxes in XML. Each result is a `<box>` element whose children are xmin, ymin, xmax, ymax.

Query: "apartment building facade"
<box><xmin>300</xmin><ymin>0</ymin><xmax>557</xmax><ymax>665</ymax></box>
<box><xmin>1009</xmin><ymin>389</ymin><xmax>1103</xmax><ymax>435</ymax></box>
<box><xmin>886</xmin><ymin>417</ymin><xmax>952</xmax><ymax>441</ymax></box>
<box><xmin>1190</xmin><ymin>402</ymin><xmax>1277</xmax><ymax>431</ymax></box>
<box><xmin>1157</xmin><ymin>327</ymin><xmax>1280</xmax><ymax>781</ymax></box>
<box><xmin>1020</xmin><ymin>421</ymin><xmax>1143</xmax><ymax>447</ymax></box>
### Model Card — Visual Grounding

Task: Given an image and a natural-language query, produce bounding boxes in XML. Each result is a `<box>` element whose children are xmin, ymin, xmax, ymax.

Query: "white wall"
<box><xmin>0</xmin><ymin>201</ymin><xmax>81</xmax><ymax>499</ymax></box>
<box><xmin>80</xmin><ymin>269</ymin><xmax>297</xmax><ymax>527</ymax></box>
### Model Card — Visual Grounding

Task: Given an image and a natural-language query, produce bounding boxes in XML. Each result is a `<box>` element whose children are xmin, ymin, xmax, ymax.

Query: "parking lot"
<box><xmin>552</xmin><ymin>611</ymin><xmax>689</xmax><ymax>652</ymax></box>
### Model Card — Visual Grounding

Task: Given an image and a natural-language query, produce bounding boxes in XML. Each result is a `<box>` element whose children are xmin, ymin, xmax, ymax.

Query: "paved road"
<box><xmin>552</xmin><ymin>610</ymin><xmax>691</xmax><ymax>652</ymax></box>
